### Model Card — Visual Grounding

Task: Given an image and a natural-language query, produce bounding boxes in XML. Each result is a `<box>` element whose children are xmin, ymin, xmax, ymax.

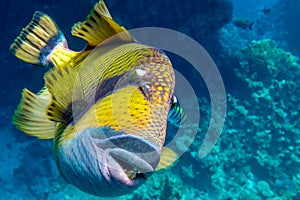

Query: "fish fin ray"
<box><xmin>9</xmin><ymin>11</ymin><xmax>80</xmax><ymax>68</ymax></box>
<box><xmin>71</xmin><ymin>0</ymin><xmax>135</xmax><ymax>47</ymax></box>
<box><xmin>155</xmin><ymin>147</ymin><xmax>178</xmax><ymax>171</ymax></box>
<box><xmin>13</xmin><ymin>88</ymin><xmax>56</xmax><ymax>139</ymax></box>
<box><xmin>44</xmin><ymin>65</ymin><xmax>85</xmax><ymax>123</ymax></box>
<box><xmin>94</xmin><ymin>0</ymin><xmax>112</xmax><ymax>19</ymax></box>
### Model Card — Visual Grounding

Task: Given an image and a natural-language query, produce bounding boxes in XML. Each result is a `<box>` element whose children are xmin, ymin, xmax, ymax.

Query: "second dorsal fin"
<box><xmin>71</xmin><ymin>0</ymin><xmax>135</xmax><ymax>47</ymax></box>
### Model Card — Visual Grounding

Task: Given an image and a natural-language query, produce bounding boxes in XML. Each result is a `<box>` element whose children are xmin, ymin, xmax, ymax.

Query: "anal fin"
<box><xmin>13</xmin><ymin>88</ymin><xmax>57</xmax><ymax>139</ymax></box>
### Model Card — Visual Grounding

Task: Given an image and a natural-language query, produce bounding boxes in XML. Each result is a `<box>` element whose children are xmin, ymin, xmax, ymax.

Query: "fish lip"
<box><xmin>106</xmin><ymin>148</ymin><xmax>154</xmax><ymax>187</ymax></box>
<box><xmin>109</xmin><ymin>148</ymin><xmax>155</xmax><ymax>172</ymax></box>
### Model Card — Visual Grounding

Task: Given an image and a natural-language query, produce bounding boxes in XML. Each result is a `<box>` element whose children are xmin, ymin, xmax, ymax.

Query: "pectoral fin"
<box><xmin>44</xmin><ymin>65</ymin><xmax>85</xmax><ymax>123</ymax></box>
<box><xmin>155</xmin><ymin>147</ymin><xmax>178</xmax><ymax>171</ymax></box>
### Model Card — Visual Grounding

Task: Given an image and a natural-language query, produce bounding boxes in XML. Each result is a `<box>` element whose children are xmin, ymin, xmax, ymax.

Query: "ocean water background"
<box><xmin>1</xmin><ymin>0</ymin><xmax>300</xmax><ymax>199</ymax></box>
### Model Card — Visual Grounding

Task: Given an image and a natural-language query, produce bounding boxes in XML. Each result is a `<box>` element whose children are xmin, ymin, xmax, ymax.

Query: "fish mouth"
<box><xmin>107</xmin><ymin>148</ymin><xmax>153</xmax><ymax>186</ymax></box>
<box><xmin>95</xmin><ymin>135</ymin><xmax>160</xmax><ymax>187</ymax></box>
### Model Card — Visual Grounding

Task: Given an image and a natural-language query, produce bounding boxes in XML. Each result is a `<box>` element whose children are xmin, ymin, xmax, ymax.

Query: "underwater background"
<box><xmin>1</xmin><ymin>0</ymin><xmax>300</xmax><ymax>199</ymax></box>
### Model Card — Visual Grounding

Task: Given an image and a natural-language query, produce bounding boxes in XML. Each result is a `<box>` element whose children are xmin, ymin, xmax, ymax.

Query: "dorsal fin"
<box><xmin>94</xmin><ymin>0</ymin><xmax>112</xmax><ymax>19</ymax></box>
<box><xmin>12</xmin><ymin>88</ymin><xmax>57</xmax><ymax>139</ymax></box>
<box><xmin>44</xmin><ymin>65</ymin><xmax>85</xmax><ymax>123</ymax></box>
<box><xmin>71</xmin><ymin>0</ymin><xmax>135</xmax><ymax>47</ymax></box>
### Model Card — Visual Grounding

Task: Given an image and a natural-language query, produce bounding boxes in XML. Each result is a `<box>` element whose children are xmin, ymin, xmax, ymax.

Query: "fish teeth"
<box><xmin>125</xmin><ymin>170</ymin><xmax>137</xmax><ymax>179</ymax></box>
<box><xmin>130</xmin><ymin>172</ymin><xmax>136</xmax><ymax>179</ymax></box>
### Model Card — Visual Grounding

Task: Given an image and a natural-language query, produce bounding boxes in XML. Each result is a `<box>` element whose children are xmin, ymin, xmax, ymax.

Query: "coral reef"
<box><xmin>152</xmin><ymin>38</ymin><xmax>300</xmax><ymax>199</ymax></box>
<box><xmin>206</xmin><ymin>39</ymin><xmax>300</xmax><ymax>199</ymax></box>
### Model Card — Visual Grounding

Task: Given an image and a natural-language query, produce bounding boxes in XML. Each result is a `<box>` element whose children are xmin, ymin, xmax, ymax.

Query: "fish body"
<box><xmin>10</xmin><ymin>0</ymin><xmax>182</xmax><ymax>196</ymax></box>
<box><xmin>261</xmin><ymin>7</ymin><xmax>271</xmax><ymax>15</ymax></box>
<box><xmin>232</xmin><ymin>18</ymin><xmax>254</xmax><ymax>30</ymax></box>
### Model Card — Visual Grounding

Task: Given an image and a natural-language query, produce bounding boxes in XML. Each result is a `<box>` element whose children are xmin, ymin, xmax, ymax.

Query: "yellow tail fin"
<box><xmin>10</xmin><ymin>11</ymin><xmax>73</xmax><ymax>67</ymax></box>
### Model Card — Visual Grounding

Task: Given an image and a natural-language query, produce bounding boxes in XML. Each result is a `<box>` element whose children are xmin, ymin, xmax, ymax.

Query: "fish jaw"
<box><xmin>105</xmin><ymin>148</ymin><xmax>153</xmax><ymax>187</ymax></box>
<box><xmin>55</xmin><ymin>127</ymin><xmax>160</xmax><ymax>196</ymax></box>
<box><xmin>95</xmin><ymin>134</ymin><xmax>161</xmax><ymax>187</ymax></box>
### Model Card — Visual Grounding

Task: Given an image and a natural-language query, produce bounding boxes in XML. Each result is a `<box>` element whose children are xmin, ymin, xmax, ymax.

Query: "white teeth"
<box><xmin>130</xmin><ymin>173</ymin><xmax>136</xmax><ymax>179</ymax></box>
<box><xmin>126</xmin><ymin>171</ymin><xmax>137</xmax><ymax>179</ymax></box>
<box><xmin>124</xmin><ymin>168</ymin><xmax>142</xmax><ymax>179</ymax></box>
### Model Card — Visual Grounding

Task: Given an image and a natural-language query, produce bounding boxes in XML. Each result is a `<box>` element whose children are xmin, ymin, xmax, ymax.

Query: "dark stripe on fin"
<box><xmin>13</xmin><ymin>88</ymin><xmax>56</xmax><ymax>139</ymax></box>
<box><xmin>71</xmin><ymin>0</ymin><xmax>135</xmax><ymax>47</ymax></box>
<box><xmin>10</xmin><ymin>11</ymin><xmax>69</xmax><ymax>67</ymax></box>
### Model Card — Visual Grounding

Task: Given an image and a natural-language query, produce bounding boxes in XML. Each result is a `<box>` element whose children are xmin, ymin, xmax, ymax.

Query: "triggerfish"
<box><xmin>10</xmin><ymin>0</ymin><xmax>185</xmax><ymax>197</ymax></box>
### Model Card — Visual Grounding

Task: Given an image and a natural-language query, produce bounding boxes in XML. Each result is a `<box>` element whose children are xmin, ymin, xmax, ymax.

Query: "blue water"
<box><xmin>1</xmin><ymin>0</ymin><xmax>300</xmax><ymax>199</ymax></box>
